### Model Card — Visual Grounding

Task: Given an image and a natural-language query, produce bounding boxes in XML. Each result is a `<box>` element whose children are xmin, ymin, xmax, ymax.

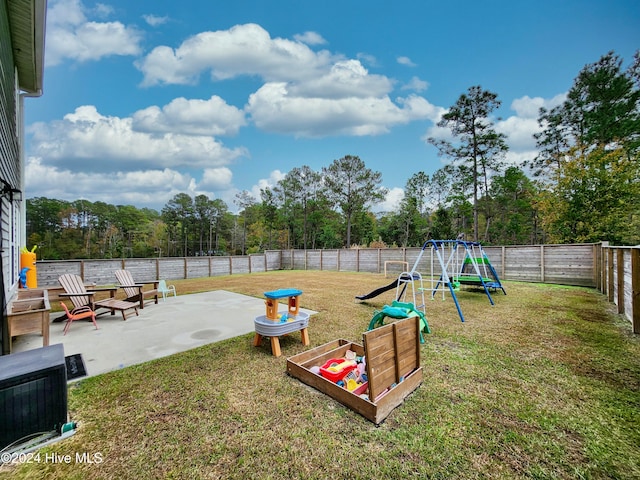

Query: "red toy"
<box><xmin>319</xmin><ymin>358</ymin><xmax>357</xmax><ymax>383</ymax></box>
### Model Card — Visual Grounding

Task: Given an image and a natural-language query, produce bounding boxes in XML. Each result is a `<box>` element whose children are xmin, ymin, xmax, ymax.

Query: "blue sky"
<box><xmin>24</xmin><ymin>0</ymin><xmax>640</xmax><ymax>213</ymax></box>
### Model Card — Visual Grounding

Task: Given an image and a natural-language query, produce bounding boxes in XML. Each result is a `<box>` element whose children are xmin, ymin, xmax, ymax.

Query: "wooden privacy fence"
<box><xmin>36</xmin><ymin>255</ymin><xmax>271</xmax><ymax>288</ymax></box>
<box><xmin>599</xmin><ymin>243</ymin><xmax>640</xmax><ymax>334</ymax></box>
<box><xmin>34</xmin><ymin>242</ymin><xmax>638</xmax><ymax>333</ymax></box>
<box><xmin>273</xmin><ymin>243</ymin><xmax>599</xmax><ymax>287</ymax></box>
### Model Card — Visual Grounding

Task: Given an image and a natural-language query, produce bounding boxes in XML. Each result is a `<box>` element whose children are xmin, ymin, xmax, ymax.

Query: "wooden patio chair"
<box><xmin>114</xmin><ymin>270</ymin><xmax>159</xmax><ymax>309</ymax></box>
<box><xmin>58</xmin><ymin>273</ymin><xmax>139</xmax><ymax>321</ymax></box>
<box><xmin>60</xmin><ymin>302</ymin><xmax>98</xmax><ymax>335</ymax></box>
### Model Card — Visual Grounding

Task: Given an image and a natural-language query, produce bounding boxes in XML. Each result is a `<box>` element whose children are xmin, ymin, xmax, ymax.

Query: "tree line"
<box><xmin>26</xmin><ymin>51</ymin><xmax>639</xmax><ymax>259</ymax></box>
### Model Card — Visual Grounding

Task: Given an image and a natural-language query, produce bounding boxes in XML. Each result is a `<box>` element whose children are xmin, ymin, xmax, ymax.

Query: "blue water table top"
<box><xmin>264</xmin><ymin>288</ymin><xmax>302</xmax><ymax>299</ymax></box>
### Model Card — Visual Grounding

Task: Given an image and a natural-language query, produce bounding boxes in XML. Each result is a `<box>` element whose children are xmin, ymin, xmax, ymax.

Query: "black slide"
<box><xmin>355</xmin><ymin>279</ymin><xmax>400</xmax><ymax>300</ymax></box>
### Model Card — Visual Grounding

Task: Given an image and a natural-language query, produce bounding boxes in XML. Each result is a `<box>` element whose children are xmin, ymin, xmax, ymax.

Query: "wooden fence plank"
<box><xmin>632</xmin><ymin>249</ymin><xmax>640</xmax><ymax>334</ymax></box>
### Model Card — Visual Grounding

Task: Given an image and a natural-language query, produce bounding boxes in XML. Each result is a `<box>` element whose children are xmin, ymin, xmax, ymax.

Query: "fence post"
<box><xmin>596</xmin><ymin>244</ymin><xmax>601</xmax><ymax>292</ymax></box>
<box><xmin>608</xmin><ymin>248</ymin><xmax>615</xmax><ymax>302</ymax></box>
<box><xmin>540</xmin><ymin>245</ymin><xmax>545</xmax><ymax>283</ymax></box>
<box><xmin>632</xmin><ymin>248</ymin><xmax>640</xmax><ymax>334</ymax></box>
<box><xmin>617</xmin><ymin>249</ymin><xmax>624</xmax><ymax>314</ymax></box>
<box><xmin>599</xmin><ymin>242</ymin><xmax>608</xmax><ymax>293</ymax></box>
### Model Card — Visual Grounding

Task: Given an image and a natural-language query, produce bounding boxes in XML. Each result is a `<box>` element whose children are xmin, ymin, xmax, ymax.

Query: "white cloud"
<box><xmin>28</xmin><ymin>105</ymin><xmax>247</xmax><ymax>172</ymax></box>
<box><xmin>247</xmin><ymin>83</ymin><xmax>440</xmax><ymax>137</ymax></box>
<box><xmin>92</xmin><ymin>3</ymin><xmax>113</xmax><ymax>18</ymax></box>
<box><xmin>357</xmin><ymin>53</ymin><xmax>378</xmax><ymax>67</ymax></box>
<box><xmin>397</xmin><ymin>56</ymin><xmax>416</xmax><ymax>67</ymax></box>
<box><xmin>396</xmin><ymin>95</ymin><xmax>444</xmax><ymax>120</ymax></box>
<box><xmin>46</xmin><ymin>0</ymin><xmax>142</xmax><ymax>66</ymax></box>
<box><xmin>402</xmin><ymin>76</ymin><xmax>429</xmax><ymax>92</ymax></box>
<box><xmin>293</xmin><ymin>31</ymin><xmax>327</xmax><ymax>45</ymax></box>
<box><xmin>135</xmin><ymin>23</ymin><xmax>441</xmax><ymax>139</ymax></box>
<box><xmin>200</xmin><ymin>167</ymin><xmax>234</xmax><ymax>190</ymax></box>
<box><xmin>136</xmin><ymin>23</ymin><xmax>337</xmax><ymax>86</ymax></box>
<box><xmin>26</xmin><ymin>156</ymin><xmax>195</xmax><ymax>208</ymax></box>
<box><xmin>423</xmin><ymin>93</ymin><xmax>569</xmax><ymax>158</ymax></box>
<box><xmin>510</xmin><ymin>93</ymin><xmax>567</xmax><ymax>119</ymax></box>
<box><xmin>495</xmin><ymin>116</ymin><xmax>540</xmax><ymax>151</ymax></box>
<box><xmin>375</xmin><ymin>187</ymin><xmax>404</xmax><ymax>213</ymax></box>
<box><xmin>504</xmin><ymin>149</ymin><xmax>538</xmax><ymax>166</ymax></box>
<box><xmin>143</xmin><ymin>14</ymin><xmax>169</xmax><ymax>27</ymax></box>
<box><xmin>496</xmin><ymin>93</ymin><xmax>567</xmax><ymax>151</ymax></box>
<box><xmin>287</xmin><ymin>60</ymin><xmax>392</xmax><ymax>99</ymax></box>
<box><xmin>250</xmin><ymin>170</ymin><xmax>286</xmax><ymax>199</ymax></box>
<box><xmin>421</xmin><ymin>123</ymin><xmax>447</xmax><ymax>143</ymax></box>
<box><xmin>132</xmin><ymin>96</ymin><xmax>247</xmax><ymax>136</ymax></box>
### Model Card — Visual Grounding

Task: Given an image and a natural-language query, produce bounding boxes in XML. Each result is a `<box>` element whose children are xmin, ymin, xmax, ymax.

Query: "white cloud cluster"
<box><xmin>247</xmin><ymin>85</ymin><xmax>440</xmax><ymax>137</ymax></box>
<box><xmin>29</xmin><ymin>105</ymin><xmax>247</xmax><ymax>172</ymax></box>
<box><xmin>422</xmin><ymin>93</ymin><xmax>568</xmax><ymax>165</ymax></box>
<box><xmin>495</xmin><ymin>94</ymin><xmax>567</xmax><ymax>152</ymax></box>
<box><xmin>287</xmin><ymin>60</ymin><xmax>392</xmax><ymax>99</ymax></box>
<box><xmin>45</xmin><ymin>0</ymin><xmax>142</xmax><ymax>66</ymax></box>
<box><xmin>136</xmin><ymin>23</ymin><xmax>336</xmax><ymax>86</ymax></box>
<box><xmin>29</xmin><ymin>1</ymin><xmax>569</xmax><ymax>211</ymax></box>
<box><xmin>136</xmin><ymin>23</ymin><xmax>438</xmax><ymax>137</ymax></box>
<box><xmin>26</xmin><ymin>156</ymin><xmax>196</xmax><ymax>207</ymax></box>
<box><xmin>378</xmin><ymin>187</ymin><xmax>405</xmax><ymax>213</ymax></box>
<box><xmin>132</xmin><ymin>96</ymin><xmax>247</xmax><ymax>136</ymax></box>
<box><xmin>250</xmin><ymin>170</ymin><xmax>287</xmax><ymax>200</ymax></box>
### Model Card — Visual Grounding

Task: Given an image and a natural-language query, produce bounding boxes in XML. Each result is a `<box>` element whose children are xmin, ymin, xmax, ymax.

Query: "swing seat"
<box><xmin>457</xmin><ymin>275</ymin><xmax>493</xmax><ymax>284</ymax></box>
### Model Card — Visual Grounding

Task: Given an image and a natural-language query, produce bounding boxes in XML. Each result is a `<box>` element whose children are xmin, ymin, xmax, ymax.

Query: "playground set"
<box><xmin>276</xmin><ymin>242</ymin><xmax>504</xmax><ymax>422</ymax></box>
<box><xmin>356</xmin><ymin>240</ymin><xmax>506</xmax><ymax>323</ymax></box>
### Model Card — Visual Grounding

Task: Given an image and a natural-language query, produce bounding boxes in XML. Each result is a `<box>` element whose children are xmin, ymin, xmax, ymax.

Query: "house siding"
<box><xmin>1</xmin><ymin>0</ymin><xmax>25</xmax><ymax>354</ymax></box>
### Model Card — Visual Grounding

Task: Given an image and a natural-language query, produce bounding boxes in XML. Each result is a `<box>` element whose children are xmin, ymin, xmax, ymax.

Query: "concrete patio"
<box><xmin>10</xmin><ymin>290</ymin><xmax>316</xmax><ymax>379</ymax></box>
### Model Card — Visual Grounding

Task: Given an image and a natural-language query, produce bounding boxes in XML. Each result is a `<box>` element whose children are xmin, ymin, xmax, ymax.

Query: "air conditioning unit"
<box><xmin>0</xmin><ymin>344</ymin><xmax>68</xmax><ymax>450</ymax></box>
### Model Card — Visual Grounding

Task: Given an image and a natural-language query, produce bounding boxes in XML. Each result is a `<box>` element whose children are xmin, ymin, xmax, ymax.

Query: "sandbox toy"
<box><xmin>253</xmin><ymin>288</ymin><xmax>310</xmax><ymax>357</ymax></box>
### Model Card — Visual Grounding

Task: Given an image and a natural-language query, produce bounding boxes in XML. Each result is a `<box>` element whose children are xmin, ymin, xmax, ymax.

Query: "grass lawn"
<box><xmin>1</xmin><ymin>270</ymin><xmax>639</xmax><ymax>479</ymax></box>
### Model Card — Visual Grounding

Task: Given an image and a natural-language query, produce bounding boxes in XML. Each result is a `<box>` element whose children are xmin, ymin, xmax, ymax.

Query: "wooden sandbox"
<box><xmin>287</xmin><ymin>316</ymin><xmax>423</xmax><ymax>424</ymax></box>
